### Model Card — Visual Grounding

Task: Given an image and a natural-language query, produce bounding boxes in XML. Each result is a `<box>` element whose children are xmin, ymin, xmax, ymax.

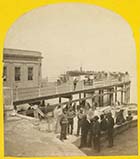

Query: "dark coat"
<box><xmin>94</xmin><ymin>120</ymin><xmax>101</xmax><ymax>136</ymax></box>
<box><xmin>81</xmin><ymin>119</ymin><xmax>90</xmax><ymax>134</ymax></box>
<box><xmin>100</xmin><ymin>118</ymin><xmax>108</xmax><ymax>131</ymax></box>
<box><xmin>107</xmin><ymin>116</ymin><xmax>114</xmax><ymax>134</ymax></box>
<box><xmin>60</xmin><ymin>114</ymin><xmax>68</xmax><ymax>125</ymax></box>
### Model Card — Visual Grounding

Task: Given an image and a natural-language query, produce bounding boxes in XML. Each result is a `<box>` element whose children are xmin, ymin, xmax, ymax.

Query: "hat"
<box><xmin>100</xmin><ymin>114</ymin><xmax>104</xmax><ymax>119</ymax></box>
<box><xmin>94</xmin><ymin>115</ymin><xmax>99</xmax><ymax>120</ymax></box>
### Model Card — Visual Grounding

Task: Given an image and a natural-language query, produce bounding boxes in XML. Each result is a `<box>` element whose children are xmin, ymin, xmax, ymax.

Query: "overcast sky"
<box><xmin>4</xmin><ymin>3</ymin><xmax>137</xmax><ymax>101</ymax></box>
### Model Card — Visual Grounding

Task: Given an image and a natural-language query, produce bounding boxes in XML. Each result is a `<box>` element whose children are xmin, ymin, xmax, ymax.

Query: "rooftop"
<box><xmin>3</xmin><ymin>48</ymin><xmax>42</xmax><ymax>58</ymax></box>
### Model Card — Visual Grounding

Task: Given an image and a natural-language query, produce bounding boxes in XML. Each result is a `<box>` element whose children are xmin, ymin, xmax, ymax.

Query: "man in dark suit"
<box><xmin>93</xmin><ymin>116</ymin><xmax>101</xmax><ymax>152</ymax></box>
<box><xmin>100</xmin><ymin>114</ymin><xmax>108</xmax><ymax>132</ymax></box>
<box><xmin>79</xmin><ymin>115</ymin><xmax>90</xmax><ymax>148</ymax></box>
<box><xmin>106</xmin><ymin>112</ymin><xmax>114</xmax><ymax>147</ymax></box>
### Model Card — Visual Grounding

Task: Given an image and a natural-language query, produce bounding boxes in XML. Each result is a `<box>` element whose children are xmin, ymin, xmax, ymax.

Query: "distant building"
<box><xmin>3</xmin><ymin>48</ymin><xmax>43</xmax><ymax>89</ymax></box>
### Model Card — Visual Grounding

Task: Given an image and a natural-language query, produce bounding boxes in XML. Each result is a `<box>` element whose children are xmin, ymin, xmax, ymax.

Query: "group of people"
<box><xmin>59</xmin><ymin>107</ymin><xmax>76</xmax><ymax>140</ymax></box>
<box><xmin>57</xmin><ymin>105</ymin><xmax>115</xmax><ymax>153</ymax></box>
<box><xmin>53</xmin><ymin>101</ymin><xmax>133</xmax><ymax>153</ymax></box>
<box><xmin>77</xmin><ymin>108</ymin><xmax>115</xmax><ymax>152</ymax></box>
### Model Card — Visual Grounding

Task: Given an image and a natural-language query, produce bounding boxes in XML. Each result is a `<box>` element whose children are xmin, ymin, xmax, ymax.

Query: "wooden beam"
<box><xmin>115</xmin><ymin>86</ymin><xmax>117</xmax><ymax>102</ymax></box>
<box><xmin>60</xmin><ymin>95</ymin><xmax>72</xmax><ymax>99</ymax></box>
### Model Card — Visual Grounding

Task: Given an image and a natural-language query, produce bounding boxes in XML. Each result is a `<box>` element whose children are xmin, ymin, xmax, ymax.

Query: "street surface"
<box><xmin>4</xmin><ymin>118</ymin><xmax>85</xmax><ymax>157</ymax></box>
<box><xmin>4</xmin><ymin>117</ymin><xmax>137</xmax><ymax>156</ymax></box>
<box><xmin>73</xmin><ymin>127</ymin><xmax>138</xmax><ymax>156</ymax></box>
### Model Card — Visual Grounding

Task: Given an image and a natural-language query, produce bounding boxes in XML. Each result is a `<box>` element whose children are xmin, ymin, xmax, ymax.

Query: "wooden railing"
<box><xmin>4</xmin><ymin>78</ymin><xmax>129</xmax><ymax>103</ymax></box>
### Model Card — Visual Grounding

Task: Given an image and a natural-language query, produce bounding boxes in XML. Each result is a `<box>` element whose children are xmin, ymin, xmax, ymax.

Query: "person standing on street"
<box><xmin>87</xmin><ymin>117</ymin><xmax>95</xmax><ymax>148</ymax></box>
<box><xmin>100</xmin><ymin>114</ymin><xmax>108</xmax><ymax>132</ymax></box>
<box><xmin>106</xmin><ymin>112</ymin><xmax>115</xmax><ymax>147</ymax></box>
<box><xmin>77</xmin><ymin>108</ymin><xmax>84</xmax><ymax>136</ymax></box>
<box><xmin>93</xmin><ymin>116</ymin><xmax>101</xmax><ymax>152</ymax></box>
<box><xmin>60</xmin><ymin>109</ymin><xmax>68</xmax><ymax>141</ymax></box>
<box><xmin>67</xmin><ymin>107</ymin><xmax>76</xmax><ymax>135</ymax></box>
<box><xmin>54</xmin><ymin>105</ymin><xmax>63</xmax><ymax>133</ymax></box>
<box><xmin>91</xmin><ymin>117</ymin><xmax>96</xmax><ymax>149</ymax></box>
<box><xmin>79</xmin><ymin>115</ymin><xmax>90</xmax><ymax>148</ymax></box>
<box><xmin>86</xmin><ymin>108</ymin><xmax>94</xmax><ymax>147</ymax></box>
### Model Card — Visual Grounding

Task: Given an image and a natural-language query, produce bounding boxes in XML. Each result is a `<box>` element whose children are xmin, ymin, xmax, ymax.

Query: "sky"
<box><xmin>4</xmin><ymin>3</ymin><xmax>137</xmax><ymax>102</ymax></box>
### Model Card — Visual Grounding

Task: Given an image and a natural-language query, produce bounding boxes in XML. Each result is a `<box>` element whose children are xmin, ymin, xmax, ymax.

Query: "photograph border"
<box><xmin>0</xmin><ymin>0</ymin><xmax>139</xmax><ymax>159</ymax></box>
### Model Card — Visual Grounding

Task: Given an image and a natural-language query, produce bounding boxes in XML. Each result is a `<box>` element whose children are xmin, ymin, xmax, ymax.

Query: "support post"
<box><xmin>128</xmin><ymin>83</ymin><xmax>130</xmax><ymax>103</ymax></box>
<box><xmin>99</xmin><ymin>90</ymin><xmax>102</xmax><ymax>107</ymax></box>
<box><xmin>125</xmin><ymin>83</ymin><xmax>130</xmax><ymax>104</ymax></box>
<box><xmin>15</xmin><ymin>86</ymin><xmax>19</xmax><ymax>101</ymax></box>
<box><xmin>79</xmin><ymin>93</ymin><xmax>81</xmax><ymax>105</ymax></box>
<box><xmin>91</xmin><ymin>91</ymin><xmax>95</xmax><ymax>109</ymax></box>
<box><xmin>124</xmin><ymin>84</ymin><xmax>127</xmax><ymax>104</ymax></box>
<box><xmin>69</xmin><ymin>95</ymin><xmax>73</xmax><ymax>107</ymax></box>
<box><xmin>59</xmin><ymin>97</ymin><xmax>61</xmax><ymax>104</ymax></box>
<box><xmin>115</xmin><ymin>86</ymin><xmax>117</xmax><ymax>103</ymax></box>
<box><xmin>109</xmin><ymin>88</ymin><xmax>113</xmax><ymax>106</ymax></box>
<box><xmin>121</xmin><ymin>86</ymin><xmax>124</xmax><ymax>104</ymax></box>
<box><xmin>83</xmin><ymin>93</ymin><xmax>86</xmax><ymax>106</ymax></box>
<box><xmin>84</xmin><ymin>92</ymin><xmax>86</xmax><ymax>98</ymax></box>
<box><xmin>102</xmin><ymin>90</ymin><xmax>104</xmax><ymax>106</ymax></box>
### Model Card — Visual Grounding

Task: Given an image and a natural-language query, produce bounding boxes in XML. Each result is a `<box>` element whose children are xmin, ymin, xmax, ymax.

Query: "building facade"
<box><xmin>3</xmin><ymin>48</ymin><xmax>42</xmax><ymax>89</ymax></box>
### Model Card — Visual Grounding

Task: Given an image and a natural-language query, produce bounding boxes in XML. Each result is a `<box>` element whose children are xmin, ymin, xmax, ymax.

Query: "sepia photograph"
<box><xmin>3</xmin><ymin>3</ymin><xmax>138</xmax><ymax>157</ymax></box>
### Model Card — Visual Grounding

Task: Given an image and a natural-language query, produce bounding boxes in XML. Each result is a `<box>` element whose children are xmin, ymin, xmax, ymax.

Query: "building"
<box><xmin>3</xmin><ymin>48</ymin><xmax>42</xmax><ymax>89</ymax></box>
<box><xmin>3</xmin><ymin>48</ymin><xmax>43</xmax><ymax>117</ymax></box>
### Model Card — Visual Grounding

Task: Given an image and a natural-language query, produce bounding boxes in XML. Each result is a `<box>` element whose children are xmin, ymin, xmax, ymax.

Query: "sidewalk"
<box><xmin>4</xmin><ymin>117</ymin><xmax>86</xmax><ymax>157</ymax></box>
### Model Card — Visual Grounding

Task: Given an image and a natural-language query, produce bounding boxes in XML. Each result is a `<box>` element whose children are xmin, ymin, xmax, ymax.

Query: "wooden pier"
<box><xmin>11</xmin><ymin>80</ymin><xmax>131</xmax><ymax>109</ymax></box>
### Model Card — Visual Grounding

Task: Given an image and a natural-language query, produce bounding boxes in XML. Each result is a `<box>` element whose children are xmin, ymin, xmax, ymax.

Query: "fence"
<box><xmin>11</xmin><ymin>78</ymin><xmax>128</xmax><ymax>101</ymax></box>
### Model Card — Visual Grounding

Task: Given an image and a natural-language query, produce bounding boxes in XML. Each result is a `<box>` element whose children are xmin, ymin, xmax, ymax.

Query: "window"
<box><xmin>3</xmin><ymin>66</ymin><xmax>7</xmax><ymax>81</ymax></box>
<box><xmin>15</xmin><ymin>67</ymin><xmax>21</xmax><ymax>81</ymax></box>
<box><xmin>28</xmin><ymin>67</ymin><xmax>33</xmax><ymax>80</ymax></box>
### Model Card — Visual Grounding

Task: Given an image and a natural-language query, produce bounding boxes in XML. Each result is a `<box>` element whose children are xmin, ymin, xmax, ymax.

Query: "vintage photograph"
<box><xmin>3</xmin><ymin>3</ymin><xmax>138</xmax><ymax>157</ymax></box>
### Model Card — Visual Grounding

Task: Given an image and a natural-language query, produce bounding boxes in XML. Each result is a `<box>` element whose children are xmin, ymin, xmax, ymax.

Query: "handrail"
<box><xmin>12</xmin><ymin>80</ymin><xmax>130</xmax><ymax>106</ymax></box>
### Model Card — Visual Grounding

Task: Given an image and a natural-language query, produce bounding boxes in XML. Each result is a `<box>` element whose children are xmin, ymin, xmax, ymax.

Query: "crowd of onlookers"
<box><xmin>53</xmin><ymin>101</ymin><xmax>133</xmax><ymax>153</ymax></box>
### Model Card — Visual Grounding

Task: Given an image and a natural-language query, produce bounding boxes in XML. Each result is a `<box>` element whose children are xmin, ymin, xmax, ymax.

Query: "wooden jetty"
<box><xmin>10</xmin><ymin>79</ymin><xmax>131</xmax><ymax>109</ymax></box>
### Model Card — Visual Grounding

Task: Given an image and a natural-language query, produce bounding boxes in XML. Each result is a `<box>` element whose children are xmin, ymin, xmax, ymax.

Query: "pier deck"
<box><xmin>12</xmin><ymin>79</ymin><xmax>130</xmax><ymax>106</ymax></box>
